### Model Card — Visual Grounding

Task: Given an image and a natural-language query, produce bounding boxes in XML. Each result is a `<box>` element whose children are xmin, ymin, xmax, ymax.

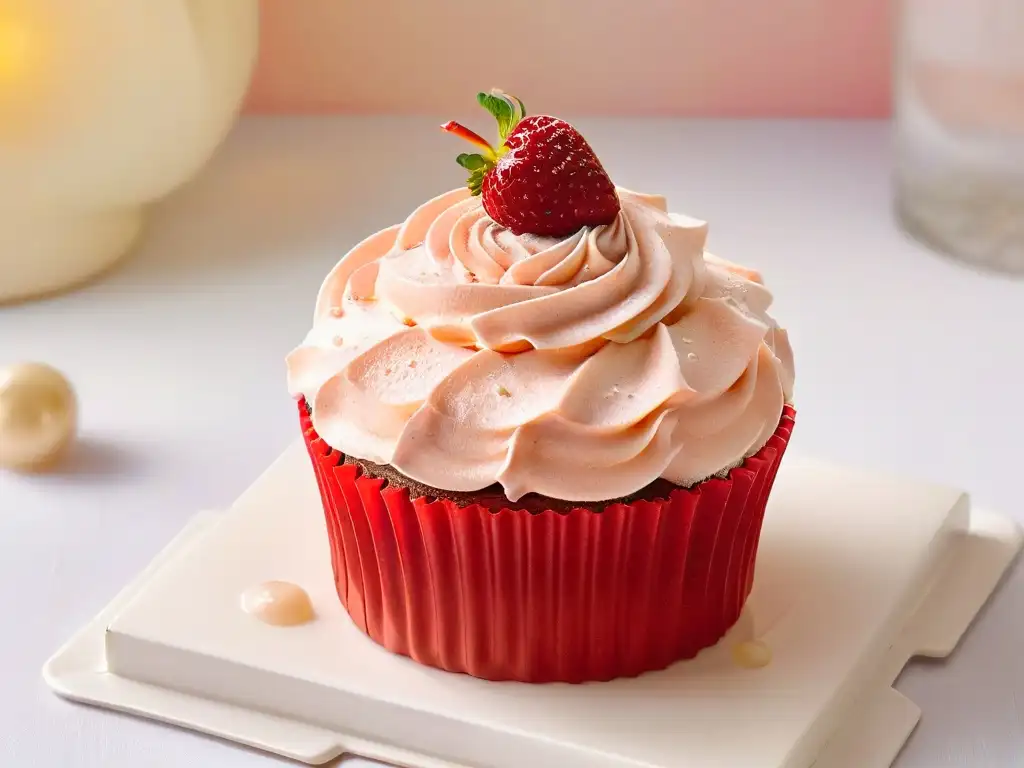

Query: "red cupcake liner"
<box><xmin>299</xmin><ymin>399</ymin><xmax>795</xmax><ymax>683</ymax></box>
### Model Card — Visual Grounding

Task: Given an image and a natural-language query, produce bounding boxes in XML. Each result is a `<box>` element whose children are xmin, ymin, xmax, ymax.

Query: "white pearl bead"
<box><xmin>0</xmin><ymin>362</ymin><xmax>77</xmax><ymax>471</ymax></box>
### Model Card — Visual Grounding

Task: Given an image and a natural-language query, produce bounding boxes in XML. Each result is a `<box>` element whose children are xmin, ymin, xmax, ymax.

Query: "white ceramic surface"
<box><xmin>3</xmin><ymin>118</ymin><xmax>1024</xmax><ymax>767</ymax></box>
<box><xmin>43</xmin><ymin>445</ymin><xmax>1022</xmax><ymax>768</ymax></box>
<box><xmin>0</xmin><ymin>0</ymin><xmax>258</xmax><ymax>303</ymax></box>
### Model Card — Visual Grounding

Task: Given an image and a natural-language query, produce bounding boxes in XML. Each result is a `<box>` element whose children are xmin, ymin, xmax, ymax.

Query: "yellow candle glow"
<box><xmin>0</xmin><ymin>17</ymin><xmax>32</xmax><ymax>79</ymax></box>
<box><xmin>0</xmin><ymin>2</ymin><xmax>44</xmax><ymax>84</ymax></box>
<box><xmin>0</xmin><ymin>2</ymin><xmax>50</xmax><ymax>136</ymax></box>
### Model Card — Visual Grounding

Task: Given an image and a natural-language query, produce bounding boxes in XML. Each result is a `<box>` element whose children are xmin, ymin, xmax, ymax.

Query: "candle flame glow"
<box><xmin>0</xmin><ymin>2</ymin><xmax>52</xmax><ymax>138</ymax></box>
<box><xmin>0</xmin><ymin>14</ymin><xmax>34</xmax><ymax>86</ymax></box>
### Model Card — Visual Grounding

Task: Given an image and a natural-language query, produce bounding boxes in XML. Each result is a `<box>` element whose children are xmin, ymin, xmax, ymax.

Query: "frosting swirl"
<box><xmin>287</xmin><ymin>188</ymin><xmax>794</xmax><ymax>502</ymax></box>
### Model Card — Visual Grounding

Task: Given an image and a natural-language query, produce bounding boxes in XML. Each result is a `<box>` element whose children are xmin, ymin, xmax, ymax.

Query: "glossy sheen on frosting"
<box><xmin>287</xmin><ymin>188</ymin><xmax>794</xmax><ymax>502</ymax></box>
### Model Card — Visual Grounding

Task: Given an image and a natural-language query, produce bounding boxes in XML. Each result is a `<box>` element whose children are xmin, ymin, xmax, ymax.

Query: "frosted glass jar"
<box><xmin>894</xmin><ymin>0</ymin><xmax>1024</xmax><ymax>273</ymax></box>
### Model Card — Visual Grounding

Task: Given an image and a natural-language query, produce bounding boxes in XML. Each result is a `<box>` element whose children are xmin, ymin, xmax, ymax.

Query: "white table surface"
<box><xmin>1</xmin><ymin>116</ymin><xmax>1021</xmax><ymax>768</ymax></box>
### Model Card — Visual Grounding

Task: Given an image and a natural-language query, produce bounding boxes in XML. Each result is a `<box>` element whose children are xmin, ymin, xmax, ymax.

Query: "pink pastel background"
<box><xmin>243</xmin><ymin>0</ymin><xmax>892</xmax><ymax>117</ymax></box>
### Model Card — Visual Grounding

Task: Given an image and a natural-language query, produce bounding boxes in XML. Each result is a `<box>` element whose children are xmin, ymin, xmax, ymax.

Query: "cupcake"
<box><xmin>287</xmin><ymin>91</ymin><xmax>795</xmax><ymax>683</ymax></box>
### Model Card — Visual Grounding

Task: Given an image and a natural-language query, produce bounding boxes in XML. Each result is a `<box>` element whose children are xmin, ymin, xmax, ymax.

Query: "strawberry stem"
<box><xmin>443</xmin><ymin>90</ymin><xmax>528</xmax><ymax>197</ymax></box>
<box><xmin>440</xmin><ymin>121</ymin><xmax>495</xmax><ymax>156</ymax></box>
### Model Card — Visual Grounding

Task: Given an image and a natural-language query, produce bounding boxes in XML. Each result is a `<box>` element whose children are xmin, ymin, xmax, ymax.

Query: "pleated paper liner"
<box><xmin>299</xmin><ymin>399</ymin><xmax>795</xmax><ymax>683</ymax></box>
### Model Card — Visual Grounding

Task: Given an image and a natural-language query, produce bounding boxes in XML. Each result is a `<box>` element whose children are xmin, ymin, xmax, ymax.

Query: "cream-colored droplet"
<box><xmin>687</xmin><ymin>352</ymin><xmax>699</xmax><ymax>362</ymax></box>
<box><xmin>329</xmin><ymin>307</ymin><xmax>343</xmax><ymax>317</ymax></box>
<box><xmin>0</xmin><ymin>362</ymin><xmax>77</xmax><ymax>471</ymax></box>
<box><xmin>732</xmin><ymin>639</ymin><xmax>772</xmax><ymax>669</ymax></box>
<box><xmin>332</xmin><ymin>335</ymin><xmax>344</xmax><ymax>347</ymax></box>
<box><xmin>241</xmin><ymin>581</ymin><xmax>315</xmax><ymax>627</ymax></box>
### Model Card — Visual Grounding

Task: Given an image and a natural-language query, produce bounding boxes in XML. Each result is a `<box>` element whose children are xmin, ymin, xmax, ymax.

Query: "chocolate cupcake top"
<box><xmin>288</xmin><ymin>92</ymin><xmax>794</xmax><ymax>504</ymax></box>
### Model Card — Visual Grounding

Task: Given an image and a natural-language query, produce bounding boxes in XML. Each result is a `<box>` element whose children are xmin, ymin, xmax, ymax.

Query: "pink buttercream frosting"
<box><xmin>287</xmin><ymin>188</ymin><xmax>794</xmax><ymax>502</ymax></box>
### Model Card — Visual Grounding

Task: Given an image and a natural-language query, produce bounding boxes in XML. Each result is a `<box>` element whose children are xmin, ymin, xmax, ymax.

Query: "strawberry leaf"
<box><xmin>458</xmin><ymin>152</ymin><xmax>493</xmax><ymax>195</ymax></box>
<box><xmin>513</xmin><ymin>96</ymin><xmax>526</xmax><ymax>120</ymax></box>
<box><xmin>477</xmin><ymin>91</ymin><xmax>521</xmax><ymax>141</ymax></box>
<box><xmin>457</xmin><ymin>153</ymin><xmax>488</xmax><ymax>171</ymax></box>
<box><xmin>466</xmin><ymin>167</ymin><xmax>487</xmax><ymax>196</ymax></box>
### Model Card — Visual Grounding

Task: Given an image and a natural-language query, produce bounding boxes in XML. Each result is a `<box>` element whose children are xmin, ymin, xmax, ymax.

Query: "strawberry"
<box><xmin>442</xmin><ymin>90</ymin><xmax>621</xmax><ymax>237</ymax></box>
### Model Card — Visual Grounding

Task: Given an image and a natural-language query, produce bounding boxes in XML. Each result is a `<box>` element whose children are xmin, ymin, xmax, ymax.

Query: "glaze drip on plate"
<box><xmin>732</xmin><ymin>640</ymin><xmax>773</xmax><ymax>669</ymax></box>
<box><xmin>241</xmin><ymin>581</ymin><xmax>315</xmax><ymax>627</ymax></box>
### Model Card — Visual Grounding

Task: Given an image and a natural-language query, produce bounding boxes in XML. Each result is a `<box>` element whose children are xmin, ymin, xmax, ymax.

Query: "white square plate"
<box><xmin>45</xmin><ymin>444</ymin><xmax>1022</xmax><ymax>768</ymax></box>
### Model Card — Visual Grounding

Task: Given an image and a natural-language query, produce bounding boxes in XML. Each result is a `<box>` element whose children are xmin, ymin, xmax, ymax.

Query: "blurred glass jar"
<box><xmin>894</xmin><ymin>0</ymin><xmax>1024</xmax><ymax>273</ymax></box>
